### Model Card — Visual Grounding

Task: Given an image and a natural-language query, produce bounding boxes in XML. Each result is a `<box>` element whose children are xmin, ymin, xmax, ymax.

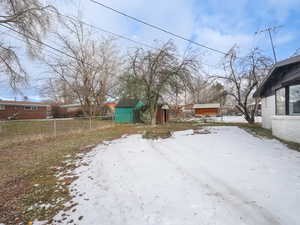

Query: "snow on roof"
<box><xmin>193</xmin><ymin>103</ymin><xmax>220</xmax><ymax>109</ymax></box>
<box><xmin>161</xmin><ymin>105</ymin><xmax>169</xmax><ymax>110</ymax></box>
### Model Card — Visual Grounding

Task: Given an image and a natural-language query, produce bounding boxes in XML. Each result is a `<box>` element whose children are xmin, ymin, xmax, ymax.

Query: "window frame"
<box><xmin>275</xmin><ymin>87</ymin><xmax>287</xmax><ymax>115</ymax></box>
<box><xmin>24</xmin><ymin>106</ymin><xmax>38</xmax><ymax>111</ymax></box>
<box><xmin>0</xmin><ymin>105</ymin><xmax>5</xmax><ymax>110</ymax></box>
<box><xmin>289</xmin><ymin>84</ymin><xmax>300</xmax><ymax>115</ymax></box>
<box><xmin>275</xmin><ymin>83</ymin><xmax>300</xmax><ymax>116</ymax></box>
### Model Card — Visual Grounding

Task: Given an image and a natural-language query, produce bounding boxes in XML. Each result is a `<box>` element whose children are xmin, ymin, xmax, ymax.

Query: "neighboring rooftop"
<box><xmin>0</xmin><ymin>100</ymin><xmax>49</xmax><ymax>106</ymax></box>
<box><xmin>60</xmin><ymin>102</ymin><xmax>117</xmax><ymax>108</ymax></box>
<box><xmin>193</xmin><ymin>103</ymin><xmax>221</xmax><ymax>109</ymax></box>
<box><xmin>60</xmin><ymin>103</ymin><xmax>81</xmax><ymax>108</ymax></box>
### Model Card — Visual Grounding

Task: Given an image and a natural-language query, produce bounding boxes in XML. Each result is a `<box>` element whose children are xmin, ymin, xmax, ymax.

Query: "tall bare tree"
<box><xmin>0</xmin><ymin>0</ymin><xmax>57</xmax><ymax>91</ymax></box>
<box><xmin>129</xmin><ymin>41</ymin><xmax>199</xmax><ymax>125</ymax></box>
<box><xmin>189</xmin><ymin>76</ymin><xmax>227</xmax><ymax>105</ymax></box>
<box><xmin>214</xmin><ymin>47</ymin><xmax>272</xmax><ymax>123</ymax></box>
<box><xmin>40</xmin><ymin>78</ymin><xmax>76</xmax><ymax>104</ymax></box>
<box><xmin>117</xmin><ymin>71</ymin><xmax>146</xmax><ymax>100</ymax></box>
<box><xmin>43</xmin><ymin>20</ymin><xmax>122</xmax><ymax>117</ymax></box>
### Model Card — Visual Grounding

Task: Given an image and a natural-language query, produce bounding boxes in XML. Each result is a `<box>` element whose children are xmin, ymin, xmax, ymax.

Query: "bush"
<box><xmin>142</xmin><ymin>130</ymin><xmax>172</xmax><ymax>139</ymax></box>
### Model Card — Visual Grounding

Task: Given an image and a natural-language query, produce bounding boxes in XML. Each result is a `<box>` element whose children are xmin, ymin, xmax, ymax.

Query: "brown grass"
<box><xmin>0</xmin><ymin>121</ymin><xmax>198</xmax><ymax>225</ymax></box>
<box><xmin>0</xmin><ymin>119</ymin><xmax>112</xmax><ymax>146</ymax></box>
<box><xmin>239</xmin><ymin>124</ymin><xmax>300</xmax><ymax>152</ymax></box>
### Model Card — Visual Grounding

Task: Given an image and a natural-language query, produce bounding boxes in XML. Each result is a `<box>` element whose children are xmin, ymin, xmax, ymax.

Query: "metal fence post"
<box><xmin>53</xmin><ymin>119</ymin><xmax>57</xmax><ymax>137</ymax></box>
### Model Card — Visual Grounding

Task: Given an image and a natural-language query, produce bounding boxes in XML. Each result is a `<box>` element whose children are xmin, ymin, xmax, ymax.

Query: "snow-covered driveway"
<box><xmin>53</xmin><ymin>126</ymin><xmax>300</xmax><ymax>225</ymax></box>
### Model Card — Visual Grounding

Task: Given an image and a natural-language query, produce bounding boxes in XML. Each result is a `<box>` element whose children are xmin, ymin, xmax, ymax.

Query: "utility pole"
<box><xmin>255</xmin><ymin>25</ymin><xmax>283</xmax><ymax>63</ymax></box>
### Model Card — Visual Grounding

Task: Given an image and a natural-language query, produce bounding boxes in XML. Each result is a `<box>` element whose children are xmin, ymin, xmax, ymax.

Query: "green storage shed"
<box><xmin>114</xmin><ymin>99</ymin><xmax>144</xmax><ymax>123</ymax></box>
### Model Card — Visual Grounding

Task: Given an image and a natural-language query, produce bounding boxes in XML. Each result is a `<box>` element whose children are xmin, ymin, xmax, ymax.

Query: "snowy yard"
<box><xmin>185</xmin><ymin>116</ymin><xmax>262</xmax><ymax>123</ymax></box>
<box><xmin>47</xmin><ymin>126</ymin><xmax>300</xmax><ymax>225</ymax></box>
<box><xmin>211</xmin><ymin>116</ymin><xmax>262</xmax><ymax>123</ymax></box>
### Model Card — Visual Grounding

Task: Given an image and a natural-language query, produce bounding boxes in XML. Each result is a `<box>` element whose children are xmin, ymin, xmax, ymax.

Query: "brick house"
<box><xmin>0</xmin><ymin>100</ymin><xmax>49</xmax><ymax>120</ymax></box>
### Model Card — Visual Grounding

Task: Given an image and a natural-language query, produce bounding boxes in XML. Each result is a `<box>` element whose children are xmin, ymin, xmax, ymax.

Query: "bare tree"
<box><xmin>117</xmin><ymin>71</ymin><xmax>146</xmax><ymax>100</ymax></box>
<box><xmin>40</xmin><ymin>78</ymin><xmax>76</xmax><ymax>104</ymax></box>
<box><xmin>130</xmin><ymin>41</ymin><xmax>199</xmax><ymax>125</ymax></box>
<box><xmin>43</xmin><ymin>20</ymin><xmax>122</xmax><ymax>117</ymax></box>
<box><xmin>0</xmin><ymin>0</ymin><xmax>57</xmax><ymax>90</ymax></box>
<box><xmin>214</xmin><ymin>47</ymin><xmax>272</xmax><ymax>123</ymax></box>
<box><xmin>189</xmin><ymin>77</ymin><xmax>227</xmax><ymax>105</ymax></box>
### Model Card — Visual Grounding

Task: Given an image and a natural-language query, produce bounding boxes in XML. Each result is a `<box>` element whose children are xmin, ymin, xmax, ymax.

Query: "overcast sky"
<box><xmin>1</xmin><ymin>0</ymin><xmax>300</xmax><ymax>101</ymax></box>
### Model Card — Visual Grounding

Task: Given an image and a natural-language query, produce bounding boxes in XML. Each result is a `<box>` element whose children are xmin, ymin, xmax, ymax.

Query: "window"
<box><xmin>24</xmin><ymin>106</ymin><xmax>38</xmax><ymax>110</ymax></box>
<box><xmin>276</xmin><ymin>88</ymin><xmax>286</xmax><ymax>115</ymax></box>
<box><xmin>0</xmin><ymin>105</ymin><xmax>5</xmax><ymax>110</ymax></box>
<box><xmin>289</xmin><ymin>84</ymin><xmax>300</xmax><ymax>115</ymax></box>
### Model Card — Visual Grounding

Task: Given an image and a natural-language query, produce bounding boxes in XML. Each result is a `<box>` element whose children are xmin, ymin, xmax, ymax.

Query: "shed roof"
<box><xmin>193</xmin><ymin>103</ymin><xmax>220</xmax><ymax>109</ymax></box>
<box><xmin>0</xmin><ymin>100</ymin><xmax>49</xmax><ymax>107</ymax></box>
<box><xmin>116</xmin><ymin>99</ymin><xmax>140</xmax><ymax>108</ymax></box>
<box><xmin>254</xmin><ymin>55</ymin><xmax>300</xmax><ymax>97</ymax></box>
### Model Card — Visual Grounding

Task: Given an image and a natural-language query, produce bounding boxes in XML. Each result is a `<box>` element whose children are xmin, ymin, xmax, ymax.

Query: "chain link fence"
<box><xmin>0</xmin><ymin>116</ymin><xmax>114</xmax><ymax>145</ymax></box>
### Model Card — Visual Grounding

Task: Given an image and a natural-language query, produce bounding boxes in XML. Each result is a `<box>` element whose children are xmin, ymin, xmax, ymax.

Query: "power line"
<box><xmin>0</xmin><ymin>24</ymin><xmax>80</xmax><ymax>62</ymax></box>
<box><xmin>0</xmin><ymin>23</ymin><xmax>116</xmax><ymax>71</ymax></box>
<box><xmin>89</xmin><ymin>0</ymin><xmax>228</xmax><ymax>56</ymax></box>
<box><xmin>0</xmin><ymin>16</ymin><xmax>221</xmax><ymax>72</ymax></box>
<box><xmin>4</xmin><ymin>32</ymin><xmax>63</xmax><ymax>82</ymax></box>
<box><xmin>46</xmin><ymin>8</ymin><xmax>156</xmax><ymax>50</ymax></box>
<box><xmin>0</xmin><ymin>24</ymin><xmax>106</xmax><ymax>84</ymax></box>
<box><xmin>5</xmin><ymin>31</ymin><xmax>63</xmax><ymax>60</ymax></box>
<box><xmin>50</xmin><ymin>9</ymin><xmax>221</xmax><ymax>68</ymax></box>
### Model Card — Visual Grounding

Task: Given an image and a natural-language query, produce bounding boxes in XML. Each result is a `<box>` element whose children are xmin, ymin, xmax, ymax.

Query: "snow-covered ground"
<box><xmin>211</xmin><ymin>116</ymin><xmax>262</xmax><ymax>123</ymax></box>
<box><xmin>185</xmin><ymin>116</ymin><xmax>262</xmax><ymax>123</ymax></box>
<box><xmin>47</xmin><ymin>127</ymin><xmax>300</xmax><ymax>225</ymax></box>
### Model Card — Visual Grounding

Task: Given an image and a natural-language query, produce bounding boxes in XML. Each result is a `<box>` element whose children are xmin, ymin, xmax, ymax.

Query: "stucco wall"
<box><xmin>272</xmin><ymin>116</ymin><xmax>300</xmax><ymax>143</ymax></box>
<box><xmin>261</xmin><ymin>95</ymin><xmax>276</xmax><ymax>129</ymax></box>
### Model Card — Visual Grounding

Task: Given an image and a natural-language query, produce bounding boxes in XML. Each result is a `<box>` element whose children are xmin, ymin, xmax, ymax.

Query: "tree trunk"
<box><xmin>245</xmin><ymin>114</ymin><xmax>255</xmax><ymax>124</ymax></box>
<box><xmin>150</xmin><ymin>105</ymin><xmax>157</xmax><ymax>126</ymax></box>
<box><xmin>151</xmin><ymin>116</ymin><xmax>156</xmax><ymax>126</ymax></box>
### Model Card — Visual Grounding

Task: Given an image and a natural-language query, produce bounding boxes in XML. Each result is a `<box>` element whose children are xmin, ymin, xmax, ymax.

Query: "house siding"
<box><xmin>257</xmin><ymin>57</ymin><xmax>300</xmax><ymax>144</ymax></box>
<box><xmin>114</xmin><ymin>100</ymin><xmax>144</xmax><ymax>123</ymax></box>
<box><xmin>0</xmin><ymin>105</ymin><xmax>48</xmax><ymax>120</ymax></box>
<box><xmin>272</xmin><ymin>116</ymin><xmax>300</xmax><ymax>143</ymax></box>
<box><xmin>114</xmin><ymin>108</ymin><xmax>134</xmax><ymax>123</ymax></box>
<box><xmin>261</xmin><ymin>95</ymin><xmax>276</xmax><ymax>129</ymax></box>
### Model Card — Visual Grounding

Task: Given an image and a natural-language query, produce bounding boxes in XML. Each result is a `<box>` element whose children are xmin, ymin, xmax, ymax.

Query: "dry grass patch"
<box><xmin>0</xmin><ymin>122</ymin><xmax>197</xmax><ymax>224</ymax></box>
<box><xmin>240</xmin><ymin>124</ymin><xmax>300</xmax><ymax>152</ymax></box>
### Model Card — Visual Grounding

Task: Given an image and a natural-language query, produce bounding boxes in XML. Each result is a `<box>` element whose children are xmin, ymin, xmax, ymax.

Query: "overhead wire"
<box><xmin>89</xmin><ymin>0</ymin><xmax>229</xmax><ymax>56</ymax></box>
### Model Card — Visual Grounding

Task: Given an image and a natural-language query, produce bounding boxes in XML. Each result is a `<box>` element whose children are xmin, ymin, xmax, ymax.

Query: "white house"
<box><xmin>254</xmin><ymin>55</ymin><xmax>300</xmax><ymax>143</ymax></box>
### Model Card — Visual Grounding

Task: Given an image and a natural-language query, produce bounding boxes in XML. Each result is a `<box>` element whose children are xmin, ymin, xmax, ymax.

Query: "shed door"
<box><xmin>115</xmin><ymin>108</ymin><xmax>133</xmax><ymax>122</ymax></box>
